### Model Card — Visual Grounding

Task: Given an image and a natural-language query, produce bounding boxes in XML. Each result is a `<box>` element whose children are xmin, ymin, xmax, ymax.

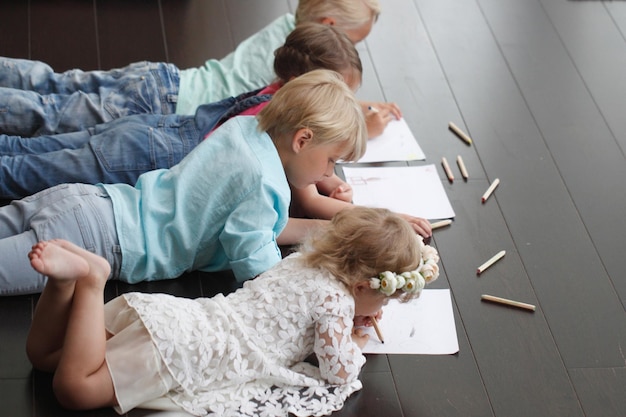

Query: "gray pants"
<box><xmin>0</xmin><ymin>183</ymin><xmax>122</xmax><ymax>295</ymax></box>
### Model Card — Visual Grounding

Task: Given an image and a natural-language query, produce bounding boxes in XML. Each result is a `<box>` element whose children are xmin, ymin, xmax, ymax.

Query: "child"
<box><xmin>0</xmin><ymin>22</ymin><xmax>363</xmax><ymax>200</ymax></box>
<box><xmin>0</xmin><ymin>0</ymin><xmax>397</xmax><ymax>137</ymax></box>
<box><xmin>0</xmin><ymin>69</ymin><xmax>367</xmax><ymax>296</ymax></box>
<box><xmin>26</xmin><ymin>207</ymin><xmax>440</xmax><ymax>416</ymax></box>
<box><xmin>0</xmin><ymin>23</ymin><xmax>432</xmax><ymax>240</ymax></box>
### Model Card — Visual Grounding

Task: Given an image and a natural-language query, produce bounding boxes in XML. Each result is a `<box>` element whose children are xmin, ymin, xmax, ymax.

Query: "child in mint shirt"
<box><xmin>0</xmin><ymin>0</ymin><xmax>382</xmax><ymax>136</ymax></box>
<box><xmin>0</xmin><ymin>69</ymin><xmax>367</xmax><ymax>296</ymax></box>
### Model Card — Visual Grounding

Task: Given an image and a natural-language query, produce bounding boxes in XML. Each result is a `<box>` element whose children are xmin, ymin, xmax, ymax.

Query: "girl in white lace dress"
<box><xmin>25</xmin><ymin>207</ymin><xmax>440</xmax><ymax>416</ymax></box>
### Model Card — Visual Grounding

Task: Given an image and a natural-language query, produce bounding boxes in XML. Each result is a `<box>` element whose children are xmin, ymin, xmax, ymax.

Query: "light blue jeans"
<box><xmin>0</xmin><ymin>184</ymin><xmax>122</xmax><ymax>296</ymax></box>
<box><xmin>0</xmin><ymin>114</ymin><xmax>202</xmax><ymax>199</ymax></box>
<box><xmin>0</xmin><ymin>90</ymin><xmax>272</xmax><ymax>199</ymax></box>
<box><xmin>0</xmin><ymin>58</ymin><xmax>179</xmax><ymax>136</ymax></box>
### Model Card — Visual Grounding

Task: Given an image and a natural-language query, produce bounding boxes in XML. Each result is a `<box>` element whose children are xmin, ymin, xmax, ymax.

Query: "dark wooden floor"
<box><xmin>2</xmin><ymin>0</ymin><xmax>626</xmax><ymax>416</ymax></box>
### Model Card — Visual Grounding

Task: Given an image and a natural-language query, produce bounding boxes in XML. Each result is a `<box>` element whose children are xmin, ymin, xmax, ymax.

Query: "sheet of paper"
<box><xmin>343</xmin><ymin>164</ymin><xmax>455</xmax><ymax>220</ymax></box>
<box><xmin>362</xmin><ymin>289</ymin><xmax>459</xmax><ymax>355</ymax></box>
<box><xmin>358</xmin><ymin>118</ymin><xmax>425</xmax><ymax>163</ymax></box>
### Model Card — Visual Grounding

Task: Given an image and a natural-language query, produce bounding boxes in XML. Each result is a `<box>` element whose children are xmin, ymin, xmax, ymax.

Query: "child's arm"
<box><xmin>314</xmin><ymin>307</ymin><xmax>367</xmax><ymax>385</ymax></box>
<box><xmin>276</xmin><ymin>218</ymin><xmax>328</xmax><ymax>246</ymax></box>
<box><xmin>291</xmin><ymin>185</ymin><xmax>433</xmax><ymax>239</ymax></box>
<box><xmin>291</xmin><ymin>184</ymin><xmax>354</xmax><ymax>220</ymax></box>
<box><xmin>315</xmin><ymin>174</ymin><xmax>353</xmax><ymax>202</ymax></box>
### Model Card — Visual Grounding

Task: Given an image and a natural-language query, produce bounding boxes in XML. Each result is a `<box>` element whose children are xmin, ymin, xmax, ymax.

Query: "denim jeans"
<box><xmin>0</xmin><ymin>91</ymin><xmax>272</xmax><ymax>199</ymax></box>
<box><xmin>0</xmin><ymin>58</ymin><xmax>180</xmax><ymax>136</ymax></box>
<box><xmin>0</xmin><ymin>184</ymin><xmax>122</xmax><ymax>295</ymax></box>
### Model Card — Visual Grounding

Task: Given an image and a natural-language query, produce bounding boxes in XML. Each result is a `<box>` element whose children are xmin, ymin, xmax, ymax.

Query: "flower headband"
<box><xmin>369</xmin><ymin>238</ymin><xmax>440</xmax><ymax>296</ymax></box>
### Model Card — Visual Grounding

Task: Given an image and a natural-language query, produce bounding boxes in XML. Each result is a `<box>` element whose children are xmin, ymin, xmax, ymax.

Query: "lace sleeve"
<box><xmin>313</xmin><ymin>295</ymin><xmax>366</xmax><ymax>385</ymax></box>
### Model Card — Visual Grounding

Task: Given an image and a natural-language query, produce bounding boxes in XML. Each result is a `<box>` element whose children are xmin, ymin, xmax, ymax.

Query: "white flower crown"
<box><xmin>369</xmin><ymin>239</ymin><xmax>440</xmax><ymax>296</ymax></box>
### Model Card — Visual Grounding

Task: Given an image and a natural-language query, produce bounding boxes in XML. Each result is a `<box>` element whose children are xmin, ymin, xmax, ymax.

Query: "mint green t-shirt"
<box><xmin>176</xmin><ymin>14</ymin><xmax>296</xmax><ymax>115</ymax></box>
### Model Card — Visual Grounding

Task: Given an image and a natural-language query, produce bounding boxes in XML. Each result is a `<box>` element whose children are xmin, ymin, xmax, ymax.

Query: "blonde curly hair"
<box><xmin>299</xmin><ymin>207</ymin><xmax>423</xmax><ymax>300</ymax></box>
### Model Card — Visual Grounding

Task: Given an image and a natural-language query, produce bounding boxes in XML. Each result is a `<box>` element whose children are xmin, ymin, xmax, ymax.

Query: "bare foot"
<box><xmin>48</xmin><ymin>239</ymin><xmax>111</xmax><ymax>280</ymax></box>
<box><xmin>29</xmin><ymin>241</ymin><xmax>90</xmax><ymax>282</ymax></box>
<box><xmin>29</xmin><ymin>240</ymin><xmax>111</xmax><ymax>286</ymax></box>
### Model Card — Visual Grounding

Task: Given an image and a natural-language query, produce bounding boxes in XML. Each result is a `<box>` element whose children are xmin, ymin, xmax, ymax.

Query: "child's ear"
<box><xmin>320</xmin><ymin>17</ymin><xmax>337</xmax><ymax>26</ymax></box>
<box><xmin>354</xmin><ymin>281</ymin><xmax>371</xmax><ymax>294</ymax></box>
<box><xmin>292</xmin><ymin>128</ymin><xmax>313</xmax><ymax>153</ymax></box>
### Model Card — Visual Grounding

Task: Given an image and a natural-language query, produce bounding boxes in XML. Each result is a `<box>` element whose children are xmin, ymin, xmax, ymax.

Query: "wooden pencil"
<box><xmin>442</xmin><ymin>157</ymin><xmax>454</xmax><ymax>183</ymax></box>
<box><xmin>449</xmin><ymin>122</ymin><xmax>473</xmax><ymax>145</ymax></box>
<box><xmin>477</xmin><ymin>250</ymin><xmax>506</xmax><ymax>275</ymax></box>
<box><xmin>481</xmin><ymin>178</ymin><xmax>500</xmax><ymax>203</ymax></box>
<box><xmin>481</xmin><ymin>294</ymin><xmax>536</xmax><ymax>312</ymax></box>
<box><xmin>370</xmin><ymin>317</ymin><xmax>385</xmax><ymax>344</ymax></box>
<box><xmin>430</xmin><ymin>219</ymin><xmax>452</xmax><ymax>230</ymax></box>
<box><xmin>456</xmin><ymin>155</ymin><xmax>469</xmax><ymax>179</ymax></box>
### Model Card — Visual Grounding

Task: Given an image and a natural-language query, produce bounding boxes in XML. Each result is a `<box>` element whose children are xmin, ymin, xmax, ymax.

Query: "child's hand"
<box><xmin>316</xmin><ymin>175</ymin><xmax>353</xmax><ymax>202</ymax></box>
<box><xmin>371</xmin><ymin>102</ymin><xmax>402</xmax><ymax>120</ymax></box>
<box><xmin>362</xmin><ymin>101</ymin><xmax>403</xmax><ymax>138</ymax></box>
<box><xmin>327</xmin><ymin>183</ymin><xmax>353</xmax><ymax>203</ymax></box>
<box><xmin>353</xmin><ymin>310</ymin><xmax>383</xmax><ymax>327</ymax></box>
<box><xmin>365</xmin><ymin>107</ymin><xmax>394</xmax><ymax>138</ymax></box>
<box><xmin>397</xmin><ymin>213</ymin><xmax>432</xmax><ymax>240</ymax></box>
<box><xmin>351</xmin><ymin>327</ymin><xmax>370</xmax><ymax>349</ymax></box>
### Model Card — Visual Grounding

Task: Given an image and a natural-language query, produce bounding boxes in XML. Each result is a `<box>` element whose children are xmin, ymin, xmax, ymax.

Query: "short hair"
<box><xmin>295</xmin><ymin>0</ymin><xmax>382</xmax><ymax>30</ymax></box>
<box><xmin>273</xmin><ymin>22</ymin><xmax>362</xmax><ymax>86</ymax></box>
<box><xmin>256</xmin><ymin>69</ymin><xmax>366</xmax><ymax>162</ymax></box>
<box><xmin>299</xmin><ymin>207</ymin><xmax>423</xmax><ymax>301</ymax></box>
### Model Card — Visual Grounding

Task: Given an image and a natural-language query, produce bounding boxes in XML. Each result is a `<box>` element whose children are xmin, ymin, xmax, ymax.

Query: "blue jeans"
<box><xmin>0</xmin><ymin>184</ymin><xmax>122</xmax><ymax>296</ymax></box>
<box><xmin>0</xmin><ymin>58</ymin><xmax>179</xmax><ymax>136</ymax></box>
<box><xmin>0</xmin><ymin>91</ymin><xmax>272</xmax><ymax>199</ymax></box>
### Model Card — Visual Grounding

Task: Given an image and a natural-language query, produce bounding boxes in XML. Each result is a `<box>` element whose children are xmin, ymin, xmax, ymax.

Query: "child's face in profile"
<box><xmin>286</xmin><ymin>139</ymin><xmax>348</xmax><ymax>189</ymax></box>
<box><xmin>354</xmin><ymin>287</ymin><xmax>388</xmax><ymax>318</ymax></box>
<box><xmin>343</xmin><ymin>17</ymin><xmax>375</xmax><ymax>43</ymax></box>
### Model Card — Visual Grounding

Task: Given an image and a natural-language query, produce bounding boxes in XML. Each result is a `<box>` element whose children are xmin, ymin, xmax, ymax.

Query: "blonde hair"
<box><xmin>295</xmin><ymin>0</ymin><xmax>381</xmax><ymax>30</ymax></box>
<box><xmin>273</xmin><ymin>22</ymin><xmax>362</xmax><ymax>87</ymax></box>
<box><xmin>299</xmin><ymin>207</ymin><xmax>423</xmax><ymax>301</ymax></box>
<box><xmin>256</xmin><ymin>69</ymin><xmax>366</xmax><ymax>162</ymax></box>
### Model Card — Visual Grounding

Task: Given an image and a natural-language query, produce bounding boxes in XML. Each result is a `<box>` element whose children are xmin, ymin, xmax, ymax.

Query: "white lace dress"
<box><xmin>103</xmin><ymin>253</ymin><xmax>366</xmax><ymax>416</ymax></box>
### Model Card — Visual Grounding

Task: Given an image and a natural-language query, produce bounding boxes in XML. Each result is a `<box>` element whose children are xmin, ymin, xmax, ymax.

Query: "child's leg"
<box><xmin>27</xmin><ymin>239</ymin><xmax>117</xmax><ymax>410</ymax></box>
<box><xmin>26</xmin><ymin>241</ymin><xmax>89</xmax><ymax>371</ymax></box>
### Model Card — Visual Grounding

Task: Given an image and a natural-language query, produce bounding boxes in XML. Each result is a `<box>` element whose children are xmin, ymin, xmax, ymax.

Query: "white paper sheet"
<box><xmin>362</xmin><ymin>289</ymin><xmax>459</xmax><ymax>355</ymax></box>
<box><xmin>343</xmin><ymin>164</ymin><xmax>455</xmax><ymax>220</ymax></box>
<box><xmin>358</xmin><ymin>118</ymin><xmax>425</xmax><ymax>163</ymax></box>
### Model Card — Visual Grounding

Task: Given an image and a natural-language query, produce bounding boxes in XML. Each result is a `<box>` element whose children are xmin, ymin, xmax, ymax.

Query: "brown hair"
<box><xmin>273</xmin><ymin>22</ymin><xmax>362</xmax><ymax>87</ymax></box>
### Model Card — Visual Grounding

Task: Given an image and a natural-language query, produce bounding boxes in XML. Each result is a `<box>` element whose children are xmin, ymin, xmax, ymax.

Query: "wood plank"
<box><xmin>362</xmin><ymin>0</ymin><xmax>485</xmax><ymax>181</ymax></box>
<box><xmin>96</xmin><ymin>0</ymin><xmax>166</xmax><ymax>68</ymax></box>
<box><xmin>389</xmin><ymin>304</ymin><xmax>493</xmax><ymax>417</ymax></box>
<box><xmin>332</xmin><ymin>371</ymin><xmax>404</xmax><ymax>417</ymax></box>
<box><xmin>535</xmin><ymin>0</ymin><xmax>626</xmax><ymax>305</ymax></box>
<box><xmin>569</xmin><ymin>367</ymin><xmax>626</xmax><ymax>417</ymax></box>
<box><xmin>417</xmin><ymin>0</ymin><xmax>626</xmax><ymax>369</ymax></box>
<box><xmin>224</xmin><ymin>0</ymin><xmax>291</xmax><ymax>46</ymax></box>
<box><xmin>434</xmin><ymin>181</ymin><xmax>582</xmax><ymax>417</ymax></box>
<box><xmin>478</xmin><ymin>0</ymin><xmax>626</xmax><ymax>354</ymax></box>
<box><xmin>30</xmin><ymin>0</ymin><xmax>99</xmax><ymax>70</ymax></box>
<box><xmin>0</xmin><ymin>3</ymin><xmax>29</xmax><ymax>58</ymax></box>
<box><xmin>0</xmin><ymin>379</ymin><xmax>32</xmax><ymax>417</ymax></box>
<box><xmin>539</xmin><ymin>0</ymin><xmax>626</xmax><ymax>153</ymax></box>
<box><xmin>604</xmin><ymin>2</ymin><xmax>626</xmax><ymax>60</ymax></box>
<box><xmin>0</xmin><ymin>296</ymin><xmax>32</xmax><ymax>378</ymax></box>
<box><xmin>161</xmin><ymin>0</ymin><xmax>232</xmax><ymax>68</ymax></box>
<box><xmin>362</xmin><ymin>4</ymin><xmax>581</xmax><ymax>413</ymax></box>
